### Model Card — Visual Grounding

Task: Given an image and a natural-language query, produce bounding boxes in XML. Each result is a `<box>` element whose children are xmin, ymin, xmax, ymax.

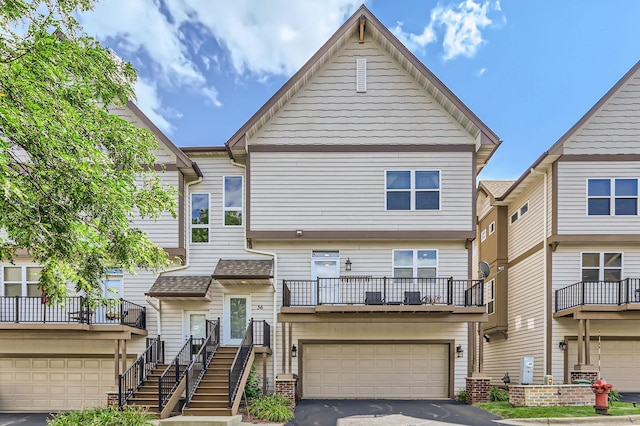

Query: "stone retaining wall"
<box><xmin>509</xmin><ymin>384</ymin><xmax>593</xmax><ymax>407</ymax></box>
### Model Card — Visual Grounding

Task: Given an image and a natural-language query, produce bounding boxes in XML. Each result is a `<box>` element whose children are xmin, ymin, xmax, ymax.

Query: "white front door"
<box><xmin>183</xmin><ymin>310</ymin><xmax>208</xmax><ymax>341</ymax></box>
<box><xmin>311</xmin><ymin>251</ymin><xmax>340</xmax><ymax>304</ymax></box>
<box><xmin>224</xmin><ymin>295</ymin><xmax>250</xmax><ymax>345</ymax></box>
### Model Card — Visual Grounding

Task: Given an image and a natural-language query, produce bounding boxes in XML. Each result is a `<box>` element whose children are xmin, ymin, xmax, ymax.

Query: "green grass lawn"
<box><xmin>476</xmin><ymin>401</ymin><xmax>640</xmax><ymax>419</ymax></box>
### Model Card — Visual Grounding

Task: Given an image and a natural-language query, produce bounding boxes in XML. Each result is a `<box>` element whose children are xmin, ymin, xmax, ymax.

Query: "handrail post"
<box><xmin>383</xmin><ymin>277</ymin><xmax>387</xmax><ymax>303</ymax></box>
<box><xmin>448</xmin><ymin>277</ymin><xmax>453</xmax><ymax>305</ymax></box>
<box><xmin>580</xmin><ymin>282</ymin><xmax>585</xmax><ymax>306</ymax></box>
<box><xmin>316</xmin><ymin>278</ymin><xmax>320</xmax><ymax>305</ymax></box>
<box><xmin>14</xmin><ymin>296</ymin><xmax>19</xmax><ymax>323</ymax></box>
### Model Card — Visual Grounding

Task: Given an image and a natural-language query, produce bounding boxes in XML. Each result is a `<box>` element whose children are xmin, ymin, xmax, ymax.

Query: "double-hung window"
<box><xmin>2</xmin><ymin>265</ymin><xmax>42</xmax><ymax>297</ymax></box>
<box><xmin>223</xmin><ymin>176</ymin><xmax>243</xmax><ymax>226</ymax></box>
<box><xmin>487</xmin><ymin>279</ymin><xmax>495</xmax><ymax>314</ymax></box>
<box><xmin>588</xmin><ymin>178</ymin><xmax>638</xmax><ymax>216</ymax></box>
<box><xmin>392</xmin><ymin>249</ymin><xmax>437</xmax><ymax>278</ymax></box>
<box><xmin>581</xmin><ymin>252</ymin><xmax>622</xmax><ymax>282</ymax></box>
<box><xmin>386</xmin><ymin>170</ymin><xmax>440</xmax><ymax>211</ymax></box>
<box><xmin>191</xmin><ymin>193</ymin><xmax>210</xmax><ymax>243</ymax></box>
<box><xmin>104</xmin><ymin>268</ymin><xmax>123</xmax><ymax>299</ymax></box>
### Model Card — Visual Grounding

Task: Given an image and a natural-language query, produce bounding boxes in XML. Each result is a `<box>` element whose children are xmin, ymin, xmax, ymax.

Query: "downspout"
<box><xmin>530</xmin><ymin>167</ymin><xmax>548</xmax><ymax>374</ymax></box>
<box><xmin>146</xmin><ymin>163</ymin><xmax>204</xmax><ymax>337</ymax></box>
<box><xmin>229</xmin><ymin>156</ymin><xmax>279</xmax><ymax>391</ymax></box>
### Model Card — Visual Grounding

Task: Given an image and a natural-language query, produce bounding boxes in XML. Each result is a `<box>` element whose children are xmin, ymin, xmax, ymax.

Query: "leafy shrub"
<box><xmin>244</xmin><ymin>365</ymin><xmax>264</xmax><ymax>400</ymax></box>
<box><xmin>47</xmin><ymin>407</ymin><xmax>153</xmax><ymax>426</ymax></box>
<box><xmin>490</xmin><ymin>386</ymin><xmax>509</xmax><ymax>402</ymax></box>
<box><xmin>248</xmin><ymin>394</ymin><xmax>294</xmax><ymax>422</ymax></box>
<box><xmin>609</xmin><ymin>388</ymin><xmax>620</xmax><ymax>403</ymax></box>
<box><xmin>455</xmin><ymin>388</ymin><xmax>467</xmax><ymax>402</ymax></box>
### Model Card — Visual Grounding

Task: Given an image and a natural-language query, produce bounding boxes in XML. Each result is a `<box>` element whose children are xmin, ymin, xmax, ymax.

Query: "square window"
<box><xmin>386</xmin><ymin>171</ymin><xmax>439</xmax><ymax>211</ymax></box>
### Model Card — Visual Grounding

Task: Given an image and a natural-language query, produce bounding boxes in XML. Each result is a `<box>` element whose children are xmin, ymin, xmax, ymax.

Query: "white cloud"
<box><xmin>478</xmin><ymin>67</ymin><xmax>487</xmax><ymax>76</ymax></box>
<box><xmin>392</xmin><ymin>0</ymin><xmax>501</xmax><ymax>61</ymax></box>
<box><xmin>164</xmin><ymin>0</ymin><xmax>361</xmax><ymax>76</ymax></box>
<box><xmin>78</xmin><ymin>0</ymin><xmax>360</xmax><ymax>129</ymax></box>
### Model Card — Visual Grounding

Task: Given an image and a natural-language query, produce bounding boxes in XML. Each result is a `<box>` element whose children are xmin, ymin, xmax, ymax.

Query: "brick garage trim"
<box><xmin>275</xmin><ymin>377</ymin><xmax>297</xmax><ymax>405</ymax></box>
<box><xmin>509</xmin><ymin>385</ymin><xmax>592</xmax><ymax>407</ymax></box>
<box><xmin>466</xmin><ymin>377</ymin><xmax>491</xmax><ymax>404</ymax></box>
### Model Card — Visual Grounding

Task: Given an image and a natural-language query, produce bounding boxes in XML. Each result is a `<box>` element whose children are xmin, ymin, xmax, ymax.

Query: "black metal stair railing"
<box><xmin>158</xmin><ymin>337</ymin><xmax>192</xmax><ymax>412</ymax></box>
<box><xmin>184</xmin><ymin>319</ymin><xmax>221</xmax><ymax>408</ymax></box>
<box><xmin>118</xmin><ymin>337</ymin><xmax>164</xmax><ymax>407</ymax></box>
<box><xmin>228</xmin><ymin>319</ymin><xmax>254</xmax><ymax>408</ymax></box>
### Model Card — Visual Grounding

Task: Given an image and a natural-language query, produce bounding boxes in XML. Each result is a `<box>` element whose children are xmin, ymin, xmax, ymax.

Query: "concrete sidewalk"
<box><xmin>496</xmin><ymin>414</ymin><xmax>640</xmax><ymax>425</ymax></box>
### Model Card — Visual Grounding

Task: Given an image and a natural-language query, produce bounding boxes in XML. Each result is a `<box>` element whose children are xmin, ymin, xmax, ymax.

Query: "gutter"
<box><xmin>146</xmin><ymin>164</ymin><xmax>204</xmax><ymax>337</ymax></box>
<box><xmin>229</xmin><ymin>153</ymin><xmax>279</xmax><ymax>391</ymax></box>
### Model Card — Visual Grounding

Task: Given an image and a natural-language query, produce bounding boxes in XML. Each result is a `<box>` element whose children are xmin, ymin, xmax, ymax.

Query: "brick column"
<box><xmin>106</xmin><ymin>390</ymin><xmax>119</xmax><ymax>407</ymax></box>
<box><xmin>466</xmin><ymin>376</ymin><xmax>491</xmax><ymax>404</ymax></box>
<box><xmin>570</xmin><ymin>370</ymin><xmax>599</xmax><ymax>383</ymax></box>
<box><xmin>275</xmin><ymin>375</ymin><xmax>298</xmax><ymax>405</ymax></box>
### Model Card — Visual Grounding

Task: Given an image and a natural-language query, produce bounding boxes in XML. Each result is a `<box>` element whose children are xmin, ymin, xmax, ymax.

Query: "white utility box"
<box><xmin>520</xmin><ymin>357</ymin><xmax>534</xmax><ymax>384</ymax></box>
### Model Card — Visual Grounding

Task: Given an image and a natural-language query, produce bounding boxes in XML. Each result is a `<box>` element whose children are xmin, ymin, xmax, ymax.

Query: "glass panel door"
<box><xmin>225</xmin><ymin>295</ymin><xmax>250</xmax><ymax>345</ymax></box>
<box><xmin>312</xmin><ymin>251</ymin><xmax>340</xmax><ymax>304</ymax></box>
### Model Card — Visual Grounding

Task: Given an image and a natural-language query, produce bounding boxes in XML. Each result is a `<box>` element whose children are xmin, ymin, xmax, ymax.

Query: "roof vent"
<box><xmin>356</xmin><ymin>58</ymin><xmax>367</xmax><ymax>93</ymax></box>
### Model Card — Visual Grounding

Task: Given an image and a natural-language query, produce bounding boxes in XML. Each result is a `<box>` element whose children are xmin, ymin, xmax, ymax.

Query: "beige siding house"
<box><xmin>1</xmin><ymin>5</ymin><xmax>500</xmax><ymax>414</ymax></box>
<box><xmin>479</xmin><ymin>60</ymin><xmax>640</xmax><ymax>391</ymax></box>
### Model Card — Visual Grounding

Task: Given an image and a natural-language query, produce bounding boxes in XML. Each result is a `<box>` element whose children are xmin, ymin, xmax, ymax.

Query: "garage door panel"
<box><xmin>303</xmin><ymin>343</ymin><xmax>449</xmax><ymax>399</ymax></box>
<box><xmin>568</xmin><ymin>339</ymin><xmax>640</xmax><ymax>391</ymax></box>
<box><xmin>0</xmin><ymin>357</ymin><xmax>114</xmax><ymax>412</ymax></box>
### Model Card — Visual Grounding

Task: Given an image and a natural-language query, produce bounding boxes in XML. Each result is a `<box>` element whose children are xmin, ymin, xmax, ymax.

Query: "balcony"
<box><xmin>281</xmin><ymin>277</ymin><xmax>486</xmax><ymax>320</ymax></box>
<box><xmin>0</xmin><ymin>296</ymin><xmax>147</xmax><ymax>334</ymax></box>
<box><xmin>554</xmin><ymin>278</ymin><xmax>640</xmax><ymax>319</ymax></box>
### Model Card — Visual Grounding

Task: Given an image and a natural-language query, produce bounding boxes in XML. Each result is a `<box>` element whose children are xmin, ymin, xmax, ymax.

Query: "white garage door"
<box><xmin>0</xmin><ymin>357</ymin><xmax>114</xmax><ymax>412</ymax></box>
<box><xmin>567</xmin><ymin>339</ymin><xmax>640</xmax><ymax>391</ymax></box>
<box><xmin>302</xmin><ymin>343</ymin><xmax>449</xmax><ymax>399</ymax></box>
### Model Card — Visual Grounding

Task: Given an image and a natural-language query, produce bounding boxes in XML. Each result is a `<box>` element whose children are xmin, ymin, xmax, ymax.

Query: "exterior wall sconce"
<box><xmin>296</xmin><ymin>230</ymin><xmax>303</xmax><ymax>237</ymax></box>
<box><xmin>291</xmin><ymin>344</ymin><xmax>297</xmax><ymax>358</ymax></box>
<box><xmin>456</xmin><ymin>344</ymin><xmax>463</xmax><ymax>358</ymax></box>
<box><xmin>558</xmin><ymin>340</ymin><xmax>567</xmax><ymax>351</ymax></box>
<box><xmin>345</xmin><ymin>258</ymin><xmax>352</xmax><ymax>271</ymax></box>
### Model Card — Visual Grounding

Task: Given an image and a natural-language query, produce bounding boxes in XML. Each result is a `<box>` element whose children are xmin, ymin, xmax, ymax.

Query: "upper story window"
<box><xmin>392</xmin><ymin>249</ymin><xmax>437</xmax><ymax>278</ymax></box>
<box><xmin>2</xmin><ymin>265</ymin><xmax>42</xmax><ymax>297</ymax></box>
<box><xmin>191</xmin><ymin>193</ymin><xmax>210</xmax><ymax>243</ymax></box>
<box><xmin>510</xmin><ymin>201</ymin><xmax>529</xmax><ymax>224</ymax></box>
<box><xmin>480</xmin><ymin>229</ymin><xmax>487</xmax><ymax>242</ymax></box>
<box><xmin>104</xmin><ymin>268</ymin><xmax>123</xmax><ymax>299</ymax></box>
<box><xmin>386</xmin><ymin>170</ymin><xmax>440</xmax><ymax>211</ymax></box>
<box><xmin>224</xmin><ymin>176</ymin><xmax>243</xmax><ymax>226</ymax></box>
<box><xmin>487</xmin><ymin>279</ymin><xmax>495</xmax><ymax>314</ymax></box>
<box><xmin>489</xmin><ymin>221</ymin><xmax>495</xmax><ymax>235</ymax></box>
<box><xmin>588</xmin><ymin>178</ymin><xmax>638</xmax><ymax>216</ymax></box>
<box><xmin>581</xmin><ymin>252</ymin><xmax>622</xmax><ymax>282</ymax></box>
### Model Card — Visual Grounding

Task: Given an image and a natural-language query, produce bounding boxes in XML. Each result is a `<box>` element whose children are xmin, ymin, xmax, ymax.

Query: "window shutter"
<box><xmin>356</xmin><ymin>58</ymin><xmax>367</xmax><ymax>93</ymax></box>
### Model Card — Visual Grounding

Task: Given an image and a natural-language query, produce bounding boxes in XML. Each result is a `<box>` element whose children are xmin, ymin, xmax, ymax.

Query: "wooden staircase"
<box><xmin>182</xmin><ymin>346</ymin><xmax>238</xmax><ymax>416</ymax></box>
<box><xmin>125</xmin><ymin>363</ymin><xmax>172</xmax><ymax>413</ymax></box>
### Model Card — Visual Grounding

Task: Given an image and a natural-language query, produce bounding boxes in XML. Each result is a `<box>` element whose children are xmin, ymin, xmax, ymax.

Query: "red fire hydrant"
<box><xmin>591</xmin><ymin>379</ymin><xmax>613</xmax><ymax>415</ymax></box>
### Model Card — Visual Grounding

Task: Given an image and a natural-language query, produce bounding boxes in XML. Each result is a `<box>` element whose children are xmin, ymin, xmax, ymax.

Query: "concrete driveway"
<box><xmin>0</xmin><ymin>413</ymin><xmax>51</xmax><ymax>426</ymax></box>
<box><xmin>286</xmin><ymin>399</ymin><xmax>503</xmax><ymax>426</ymax></box>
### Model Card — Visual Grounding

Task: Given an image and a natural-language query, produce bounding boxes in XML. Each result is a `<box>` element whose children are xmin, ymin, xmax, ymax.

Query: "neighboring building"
<box><xmin>478</xmin><ymin>61</ymin><xmax>640</xmax><ymax>391</ymax></box>
<box><xmin>0</xmin><ymin>5</ymin><xmax>501</xmax><ymax>412</ymax></box>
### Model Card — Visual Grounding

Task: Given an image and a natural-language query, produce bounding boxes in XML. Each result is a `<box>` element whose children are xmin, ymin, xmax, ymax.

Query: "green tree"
<box><xmin>0</xmin><ymin>0</ymin><xmax>177</xmax><ymax>302</ymax></box>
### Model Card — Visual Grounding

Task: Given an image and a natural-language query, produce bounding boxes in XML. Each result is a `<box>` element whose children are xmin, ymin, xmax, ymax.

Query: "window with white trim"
<box><xmin>588</xmin><ymin>178</ymin><xmax>638</xmax><ymax>216</ymax></box>
<box><xmin>510</xmin><ymin>201</ymin><xmax>529</xmax><ymax>224</ymax></box>
<box><xmin>104</xmin><ymin>268</ymin><xmax>123</xmax><ymax>299</ymax></box>
<box><xmin>386</xmin><ymin>170</ymin><xmax>440</xmax><ymax>211</ymax></box>
<box><xmin>2</xmin><ymin>265</ymin><xmax>42</xmax><ymax>297</ymax></box>
<box><xmin>223</xmin><ymin>176</ymin><xmax>243</xmax><ymax>226</ymax></box>
<box><xmin>480</xmin><ymin>229</ymin><xmax>487</xmax><ymax>242</ymax></box>
<box><xmin>487</xmin><ymin>279</ymin><xmax>495</xmax><ymax>314</ymax></box>
<box><xmin>489</xmin><ymin>221</ymin><xmax>495</xmax><ymax>235</ymax></box>
<box><xmin>581</xmin><ymin>252</ymin><xmax>622</xmax><ymax>282</ymax></box>
<box><xmin>191</xmin><ymin>193</ymin><xmax>210</xmax><ymax>243</ymax></box>
<box><xmin>392</xmin><ymin>249</ymin><xmax>437</xmax><ymax>278</ymax></box>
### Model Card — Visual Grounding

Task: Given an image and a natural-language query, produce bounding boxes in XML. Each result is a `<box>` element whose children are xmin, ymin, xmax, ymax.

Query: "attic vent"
<box><xmin>356</xmin><ymin>58</ymin><xmax>367</xmax><ymax>93</ymax></box>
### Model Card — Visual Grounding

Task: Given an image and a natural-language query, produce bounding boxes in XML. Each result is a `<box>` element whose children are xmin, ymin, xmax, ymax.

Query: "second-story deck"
<box><xmin>554</xmin><ymin>278</ymin><xmax>640</xmax><ymax>319</ymax></box>
<box><xmin>0</xmin><ymin>296</ymin><xmax>147</xmax><ymax>334</ymax></box>
<box><xmin>281</xmin><ymin>277</ymin><xmax>486</xmax><ymax>321</ymax></box>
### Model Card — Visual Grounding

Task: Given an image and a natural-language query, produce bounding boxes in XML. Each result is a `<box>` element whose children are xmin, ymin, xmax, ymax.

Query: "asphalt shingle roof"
<box><xmin>146</xmin><ymin>275</ymin><xmax>212</xmax><ymax>297</ymax></box>
<box><xmin>213</xmin><ymin>259</ymin><xmax>273</xmax><ymax>279</ymax></box>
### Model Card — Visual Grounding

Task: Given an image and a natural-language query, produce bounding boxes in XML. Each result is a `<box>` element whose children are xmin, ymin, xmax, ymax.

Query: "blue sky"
<box><xmin>78</xmin><ymin>1</ymin><xmax>640</xmax><ymax>181</ymax></box>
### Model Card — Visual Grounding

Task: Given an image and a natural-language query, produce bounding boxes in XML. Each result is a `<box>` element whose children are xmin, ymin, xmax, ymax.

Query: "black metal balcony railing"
<box><xmin>555</xmin><ymin>278</ymin><xmax>640</xmax><ymax>312</ymax></box>
<box><xmin>283</xmin><ymin>277</ymin><xmax>484</xmax><ymax>307</ymax></box>
<box><xmin>0</xmin><ymin>296</ymin><xmax>146</xmax><ymax>329</ymax></box>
